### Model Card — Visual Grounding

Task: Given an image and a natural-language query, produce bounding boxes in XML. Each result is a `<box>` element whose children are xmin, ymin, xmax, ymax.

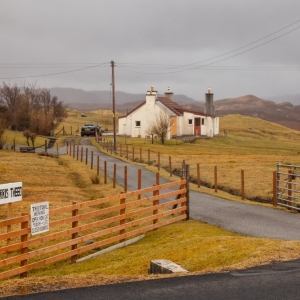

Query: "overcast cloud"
<box><xmin>1</xmin><ymin>0</ymin><xmax>300</xmax><ymax>102</ymax></box>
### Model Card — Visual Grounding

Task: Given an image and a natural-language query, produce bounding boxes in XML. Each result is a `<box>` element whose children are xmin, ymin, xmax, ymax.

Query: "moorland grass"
<box><xmin>1</xmin><ymin>149</ymin><xmax>300</xmax><ymax>283</ymax></box>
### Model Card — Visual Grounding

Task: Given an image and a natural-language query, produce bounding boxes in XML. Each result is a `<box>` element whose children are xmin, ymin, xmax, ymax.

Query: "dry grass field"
<box><xmin>1</xmin><ymin>111</ymin><xmax>300</xmax><ymax>297</ymax></box>
<box><xmin>1</xmin><ymin>136</ymin><xmax>300</xmax><ymax>296</ymax></box>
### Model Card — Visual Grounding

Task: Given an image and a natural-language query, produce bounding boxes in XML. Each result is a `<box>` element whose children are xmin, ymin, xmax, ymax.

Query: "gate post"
<box><xmin>273</xmin><ymin>171</ymin><xmax>277</xmax><ymax>207</ymax></box>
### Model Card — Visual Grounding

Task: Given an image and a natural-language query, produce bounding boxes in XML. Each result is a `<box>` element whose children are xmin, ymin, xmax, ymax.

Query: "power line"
<box><xmin>117</xmin><ymin>20</ymin><xmax>300</xmax><ymax>73</ymax></box>
<box><xmin>0</xmin><ymin>62</ymin><xmax>110</xmax><ymax>80</ymax></box>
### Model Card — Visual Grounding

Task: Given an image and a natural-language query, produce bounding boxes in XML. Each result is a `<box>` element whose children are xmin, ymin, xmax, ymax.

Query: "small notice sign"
<box><xmin>0</xmin><ymin>182</ymin><xmax>22</xmax><ymax>205</ymax></box>
<box><xmin>31</xmin><ymin>202</ymin><xmax>49</xmax><ymax>235</ymax></box>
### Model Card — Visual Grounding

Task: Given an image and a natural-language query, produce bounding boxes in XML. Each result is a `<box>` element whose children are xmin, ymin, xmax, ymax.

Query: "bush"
<box><xmin>90</xmin><ymin>174</ymin><xmax>100</xmax><ymax>184</ymax></box>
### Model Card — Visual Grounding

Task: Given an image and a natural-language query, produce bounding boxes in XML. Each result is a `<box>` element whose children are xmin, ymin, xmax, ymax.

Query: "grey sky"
<box><xmin>1</xmin><ymin>0</ymin><xmax>300</xmax><ymax>102</ymax></box>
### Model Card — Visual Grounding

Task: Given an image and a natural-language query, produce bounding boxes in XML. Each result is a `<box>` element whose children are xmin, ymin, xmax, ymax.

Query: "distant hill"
<box><xmin>50</xmin><ymin>87</ymin><xmax>197</xmax><ymax>113</ymax></box>
<box><xmin>49</xmin><ymin>87</ymin><xmax>300</xmax><ymax>131</ymax></box>
<box><xmin>268</xmin><ymin>94</ymin><xmax>300</xmax><ymax>106</ymax></box>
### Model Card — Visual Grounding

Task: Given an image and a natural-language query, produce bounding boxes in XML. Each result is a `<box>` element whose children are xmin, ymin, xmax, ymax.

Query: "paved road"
<box><xmin>5</xmin><ymin>259</ymin><xmax>300</xmax><ymax>299</ymax></box>
<box><xmin>52</xmin><ymin>139</ymin><xmax>300</xmax><ymax>241</ymax></box>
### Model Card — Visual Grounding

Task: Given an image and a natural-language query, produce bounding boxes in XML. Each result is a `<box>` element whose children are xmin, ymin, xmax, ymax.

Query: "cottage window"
<box><xmin>202</xmin><ymin>119</ymin><xmax>205</xmax><ymax>125</ymax></box>
<box><xmin>188</xmin><ymin>119</ymin><xmax>193</xmax><ymax>125</ymax></box>
<box><xmin>135</xmin><ymin>121</ymin><xmax>141</xmax><ymax>127</ymax></box>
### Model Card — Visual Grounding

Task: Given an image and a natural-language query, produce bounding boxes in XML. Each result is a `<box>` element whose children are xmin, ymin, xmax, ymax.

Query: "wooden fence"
<box><xmin>0</xmin><ymin>179</ymin><xmax>187</xmax><ymax>280</ymax></box>
<box><xmin>98</xmin><ymin>139</ymin><xmax>277</xmax><ymax>204</ymax></box>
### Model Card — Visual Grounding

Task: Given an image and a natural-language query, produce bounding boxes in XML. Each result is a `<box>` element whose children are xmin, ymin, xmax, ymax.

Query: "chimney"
<box><xmin>146</xmin><ymin>85</ymin><xmax>157</xmax><ymax>106</ymax></box>
<box><xmin>164</xmin><ymin>87</ymin><xmax>174</xmax><ymax>101</ymax></box>
<box><xmin>146</xmin><ymin>85</ymin><xmax>157</xmax><ymax>96</ymax></box>
<box><xmin>204</xmin><ymin>87</ymin><xmax>215</xmax><ymax>116</ymax></box>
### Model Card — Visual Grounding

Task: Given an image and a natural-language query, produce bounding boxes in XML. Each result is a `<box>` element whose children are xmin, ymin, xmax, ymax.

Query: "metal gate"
<box><xmin>276</xmin><ymin>164</ymin><xmax>300</xmax><ymax>210</ymax></box>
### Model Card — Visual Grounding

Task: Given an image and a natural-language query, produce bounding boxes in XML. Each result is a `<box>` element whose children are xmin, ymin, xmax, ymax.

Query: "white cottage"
<box><xmin>118</xmin><ymin>86</ymin><xmax>219</xmax><ymax>139</ymax></box>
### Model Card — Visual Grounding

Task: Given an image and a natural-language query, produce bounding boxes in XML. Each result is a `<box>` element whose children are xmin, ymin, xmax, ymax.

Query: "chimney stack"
<box><xmin>204</xmin><ymin>87</ymin><xmax>215</xmax><ymax>116</ymax></box>
<box><xmin>164</xmin><ymin>87</ymin><xmax>174</xmax><ymax>101</ymax></box>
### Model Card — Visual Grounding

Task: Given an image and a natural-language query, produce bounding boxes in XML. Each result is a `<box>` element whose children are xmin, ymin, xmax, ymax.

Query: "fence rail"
<box><xmin>0</xmin><ymin>179</ymin><xmax>187</xmax><ymax>280</ymax></box>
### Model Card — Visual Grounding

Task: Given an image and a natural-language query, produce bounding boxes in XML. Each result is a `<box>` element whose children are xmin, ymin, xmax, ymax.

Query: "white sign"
<box><xmin>31</xmin><ymin>201</ymin><xmax>49</xmax><ymax>235</ymax></box>
<box><xmin>0</xmin><ymin>182</ymin><xmax>22</xmax><ymax>205</ymax></box>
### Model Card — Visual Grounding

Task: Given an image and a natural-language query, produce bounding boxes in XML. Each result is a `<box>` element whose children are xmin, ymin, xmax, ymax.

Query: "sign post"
<box><xmin>30</xmin><ymin>202</ymin><xmax>49</xmax><ymax>235</ymax></box>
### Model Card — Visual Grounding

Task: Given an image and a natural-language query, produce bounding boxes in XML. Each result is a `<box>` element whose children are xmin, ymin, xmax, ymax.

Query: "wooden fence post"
<box><xmin>104</xmin><ymin>161</ymin><xmax>107</xmax><ymax>184</ymax></box>
<box><xmin>7</xmin><ymin>203</ymin><xmax>12</xmax><ymax>257</ymax></box>
<box><xmin>241</xmin><ymin>169</ymin><xmax>245</xmax><ymax>200</ymax></box>
<box><xmin>113</xmin><ymin>164</ymin><xmax>116</xmax><ymax>188</ymax></box>
<box><xmin>20</xmin><ymin>213</ymin><xmax>28</xmax><ymax>278</ymax></box>
<box><xmin>197</xmin><ymin>163</ymin><xmax>200</xmax><ymax>188</ymax></box>
<box><xmin>138</xmin><ymin>169</ymin><xmax>141</xmax><ymax>199</ymax></box>
<box><xmin>69</xmin><ymin>143</ymin><xmax>72</xmax><ymax>156</ymax></box>
<box><xmin>76</xmin><ymin>145</ymin><xmax>79</xmax><ymax>160</ymax></box>
<box><xmin>156</xmin><ymin>173</ymin><xmax>160</xmax><ymax>185</ymax></box>
<box><xmin>169</xmin><ymin>156</ymin><xmax>172</xmax><ymax>177</ymax></box>
<box><xmin>185</xmin><ymin>166</ymin><xmax>190</xmax><ymax>220</ymax></box>
<box><xmin>120</xmin><ymin>192</ymin><xmax>126</xmax><ymax>243</ymax></box>
<box><xmin>148</xmin><ymin>149</ymin><xmax>150</xmax><ymax>165</ymax></box>
<box><xmin>273</xmin><ymin>171</ymin><xmax>277</xmax><ymax>207</ymax></box>
<box><xmin>97</xmin><ymin>156</ymin><xmax>100</xmax><ymax>176</ymax></box>
<box><xmin>66</xmin><ymin>141</ymin><xmax>69</xmax><ymax>155</ymax></box>
<box><xmin>124</xmin><ymin>166</ymin><xmax>127</xmax><ymax>192</ymax></box>
<box><xmin>158</xmin><ymin>152</ymin><xmax>160</xmax><ymax>171</ymax></box>
<box><xmin>81</xmin><ymin>147</ymin><xmax>83</xmax><ymax>162</ymax></box>
<box><xmin>13</xmin><ymin>139</ymin><xmax>15</xmax><ymax>151</ymax></box>
<box><xmin>73</xmin><ymin>144</ymin><xmax>75</xmax><ymax>158</ymax></box>
<box><xmin>91</xmin><ymin>151</ymin><xmax>94</xmax><ymax>169</ymax></box>
<box><xmin>71</xmin><ymin>201</ymin><xmax>78</xmax><ymax>264</ymax></box>
<box><xmin>45</xmin><ymin>140</ymin><xmax>48</xmax><ymax>154</ymax></box>
<box><xmin>132</xmin><ymin>147</ymin><xmax>135</xmax><ymax>162</ymax></box>
<box><xmin>178</xmin><ymin>178</ymin><xmax>187</xmax><ymax>218</ymax></box>
<box><xmin>153</xmin><ymin>184</ymin><xmax>159</xmax><ymax>225</ymax></box>
<box><xmin>214</xmin><ymin>166</ymin><xmax>217</xmax><ymax>192</ymax></box>
<box><xmin>85</xmin><ymin>148</ymin><xmax>88</xmax><ymax>165</ymax></box>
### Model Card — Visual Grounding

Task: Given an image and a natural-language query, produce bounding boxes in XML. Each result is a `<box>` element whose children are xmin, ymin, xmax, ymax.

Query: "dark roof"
<box><xmin>158</xmin><ymin>97</ymin><xmax>211</xmax><ymax>117</ymax></box>
<box><xmin>157</xmin><ymin>97</ymin><xmax>184</xmax><ymax>116</ymax></box>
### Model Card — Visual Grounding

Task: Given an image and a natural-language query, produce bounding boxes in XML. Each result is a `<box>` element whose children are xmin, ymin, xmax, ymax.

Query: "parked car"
<box><xmin>81</xmin><ymin>124</ymin><xmax>101</xmax><ymax>137</ymax></box>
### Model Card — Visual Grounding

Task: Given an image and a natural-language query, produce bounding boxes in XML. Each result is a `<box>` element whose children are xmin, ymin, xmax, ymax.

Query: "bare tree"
<box><xmin>0</xmin><ymin>83</ymin><xmax>68</xmax><ymax>136</ymax></box>
<box><xmin>146</xmin><ymin>109</ymin><xmax>173</xmax><ymax>144</ymax></box>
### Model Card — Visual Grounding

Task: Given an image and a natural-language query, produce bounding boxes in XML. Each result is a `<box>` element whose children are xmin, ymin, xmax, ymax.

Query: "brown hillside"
<box><xmin>182</xmin><ymin>95</ymin><xmax>300</xmax><ymax>131</ymax></box>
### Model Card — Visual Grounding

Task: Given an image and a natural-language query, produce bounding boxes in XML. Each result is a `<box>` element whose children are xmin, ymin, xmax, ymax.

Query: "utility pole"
<box><xmin>111</xmin><ymin>60</ymin><xmax>116</xmax><ymax>151</ymax></box>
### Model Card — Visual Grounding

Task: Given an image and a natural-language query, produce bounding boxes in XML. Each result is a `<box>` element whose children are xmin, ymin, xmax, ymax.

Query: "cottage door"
<box><xmin>194</xmin><ymin>118</ymin><xmax>201</xmax><ymax>135</ymax></box>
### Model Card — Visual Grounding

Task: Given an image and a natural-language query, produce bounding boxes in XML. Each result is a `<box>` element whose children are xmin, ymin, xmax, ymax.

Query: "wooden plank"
<box><xmin>0</xmin><ymin>228</ymin><xmax>29</xmax><ymax>242</ymax></box>
<box><xmin>0</xmin><ymin>215</ymin><xmax>29</xmax><ymax>228</ymax></box>
<box><xmin>125</xmin><ymin>188</ymin><xmax>186</xmax><ymax>209</ymax></box>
